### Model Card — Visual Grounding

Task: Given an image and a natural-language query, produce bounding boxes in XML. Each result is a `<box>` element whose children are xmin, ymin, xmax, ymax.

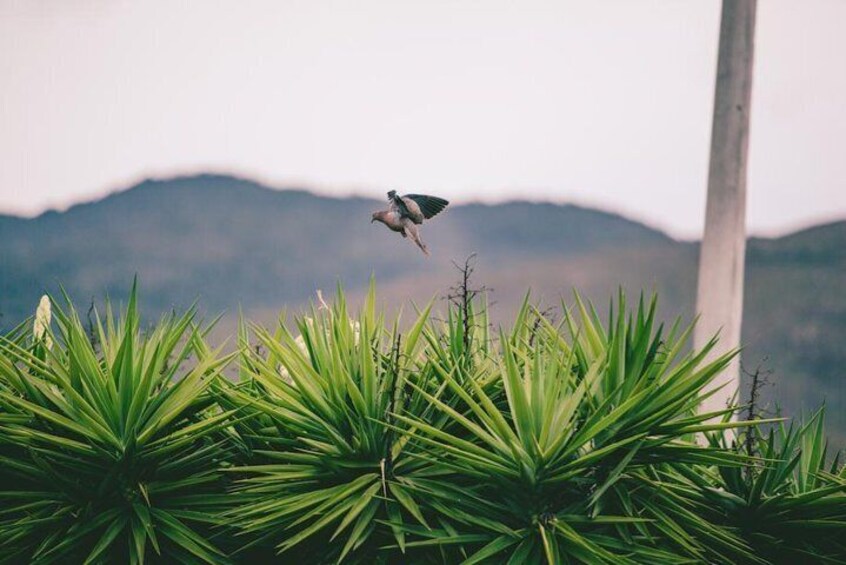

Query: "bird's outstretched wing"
<box><xmin>403</xmin><ymin>194</ymin><xmax>449</xmax><ymax>219</ymax></box>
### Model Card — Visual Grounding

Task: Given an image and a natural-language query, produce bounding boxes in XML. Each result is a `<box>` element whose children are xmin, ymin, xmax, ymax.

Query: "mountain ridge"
<box><xmin>3</xmin><ymin>173</ymin><xmax>837</xmax><ymax>244</ymax></box>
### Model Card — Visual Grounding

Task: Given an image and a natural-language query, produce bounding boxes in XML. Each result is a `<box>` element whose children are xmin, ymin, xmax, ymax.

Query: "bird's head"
<box><xmin>371</xmin><ymin>211</ymin><xmax>382</xmax><ymax>223</ymax></box>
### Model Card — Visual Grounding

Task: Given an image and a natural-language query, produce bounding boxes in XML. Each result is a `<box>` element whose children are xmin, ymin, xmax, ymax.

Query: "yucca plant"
<box><xmin>386</xmin><ymin>293</ymin><xmax>773</xmax><ymax>564</ymax></box>
<box><xmin>0</xmin><ymin>287</ymin><xmax>235</xmax><ymax>564</ymax></box>
<box><xmin>3</xmin><ymin>283</ymin><xmax>842</xmax><ymax>564</ymax></box>
<box><xmin>681</xmin><ymin>410</ymin><xmax>846</xmax><ymax>564</ymax></box>
<box><xmin>223</xmin><ymin>287</ymin><xmax>776</xmax><ymax>563</ymax></box>
<box><xmin>221</xmin><ymin>286</ymin><xmax>445</xmax><ymax>563</ymax></box>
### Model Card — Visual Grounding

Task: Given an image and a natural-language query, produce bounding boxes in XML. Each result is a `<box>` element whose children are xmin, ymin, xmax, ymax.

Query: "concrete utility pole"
<box><xmin>695</xmin><ymin>0</ymin><xmax>757</xmax><ymax>416</ymax></box>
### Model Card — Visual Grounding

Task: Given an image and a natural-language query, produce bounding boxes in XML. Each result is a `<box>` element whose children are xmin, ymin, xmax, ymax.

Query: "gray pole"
<box><xmin>695</xmin><ymin>0</ymin><xmax>757</xmax><ymax>416</ymax></box>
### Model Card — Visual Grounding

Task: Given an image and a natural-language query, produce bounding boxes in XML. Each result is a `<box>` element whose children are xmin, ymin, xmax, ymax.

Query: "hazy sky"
<box><xmin>1</xmin><ymin>1</ymin><xmax>845</xmax><ymax>237</ymax></box>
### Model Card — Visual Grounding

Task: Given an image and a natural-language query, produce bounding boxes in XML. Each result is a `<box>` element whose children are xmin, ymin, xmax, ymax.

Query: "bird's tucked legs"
<box><xmin>403</xmin><ymin>222</ymin><xmax>429</xmax><ymax>256</ymax></box>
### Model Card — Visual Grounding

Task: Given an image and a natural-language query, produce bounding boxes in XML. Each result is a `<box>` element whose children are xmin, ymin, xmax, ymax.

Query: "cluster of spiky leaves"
<box><xmin>223</xmin><ymin>288</ymin><xmax>844</xmax><ymax>563</ymax></box>
<box><xmin>698</xmin><ymin>410</ymin><xmax>846</xmax><ymax>563</ymax></box>
<box><xmin>218</xmin><ymin>287</ymin><xmax>437</xmax><ymax>563</ymax></box>
<box><xmin>1</xmin><ymin>285</ymin><xmax>844</xmax><ymax>564</ymax></box>
<box><xmin>0</xmin><ymin>288</ymin><xmax>235</xmax><ymax>564</ymax></box>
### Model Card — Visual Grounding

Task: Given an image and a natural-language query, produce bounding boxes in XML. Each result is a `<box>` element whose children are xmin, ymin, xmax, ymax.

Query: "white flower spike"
<box><xmin>33</xmin><ymin>295</ymin><xmax>53</xmax><ymax>350</ymax></box>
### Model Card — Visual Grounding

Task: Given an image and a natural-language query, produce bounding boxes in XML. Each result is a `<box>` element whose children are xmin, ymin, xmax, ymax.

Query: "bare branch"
<box><xmin>444</xmin><ymin>253</ymin><xmax>492</xmax><ymax>357</ymax></box>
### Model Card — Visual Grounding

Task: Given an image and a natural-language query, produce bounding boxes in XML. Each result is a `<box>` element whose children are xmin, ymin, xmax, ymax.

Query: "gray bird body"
<box><xmin>372</xmin><ymin>192</ymin><xmax>449</xmax><ymax>256</ymax></box>
<box><xmin>372</xmin><ymin>210</ymin><xmax>406</xmax><ymax>233</ymax></box>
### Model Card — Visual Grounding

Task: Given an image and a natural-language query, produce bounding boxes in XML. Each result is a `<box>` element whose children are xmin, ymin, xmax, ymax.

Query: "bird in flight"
<box><xmin>371</xmin><ymin>191</ymin><xmax>449</xmax><ymax>256</ymax></box>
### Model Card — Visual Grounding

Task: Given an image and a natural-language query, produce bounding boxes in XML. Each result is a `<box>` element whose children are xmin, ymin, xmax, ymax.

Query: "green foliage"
<box><xmin>0</xmin><ymin>285</ymin><xmax>235</xmax><ymax>564</ymax></box>
<box><xmin>1</xmin><ymin>283</ymin><xmax>844</xmax><ymax>563</ymax></box>
<box><xmin>372</xmin><ymin>293</ymin><xmax>764</xmax><ymax>564</ymax></box>
<box><xmin>694</xmin><ymin>410</ymin><xmax>846</xmax><ymax>563</ymax></box>
<box><xmin>218</xmin><ymin>283</ymin><xmax>438</xmax><ymax>563</ymax></box>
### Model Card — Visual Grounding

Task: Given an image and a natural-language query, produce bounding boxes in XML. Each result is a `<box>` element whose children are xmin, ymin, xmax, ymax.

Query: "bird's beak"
<box><xmin>370</xmin><ymin>217</ymin><xmax>376</xmax><ymax>223</ymax></box>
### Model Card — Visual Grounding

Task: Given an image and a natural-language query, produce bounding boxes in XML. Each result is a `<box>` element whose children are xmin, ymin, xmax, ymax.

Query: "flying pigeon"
<box><xmin>371</xmin><ymin>191</ymin><xmax>449</xmax><ymax>256</ymax></box>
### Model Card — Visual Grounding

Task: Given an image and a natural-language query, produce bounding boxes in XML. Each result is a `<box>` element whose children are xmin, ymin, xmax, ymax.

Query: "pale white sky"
<box><xmin>1</xmin><ymin>0</ymin><xmax>844</xmax><ymax>237</ymax></box>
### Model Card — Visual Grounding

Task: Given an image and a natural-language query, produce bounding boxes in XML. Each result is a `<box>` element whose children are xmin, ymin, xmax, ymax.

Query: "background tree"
<box><xmin>695</xmin><ymin>0</ymin><xmax>758</xmax><ymax>416</ymax></box>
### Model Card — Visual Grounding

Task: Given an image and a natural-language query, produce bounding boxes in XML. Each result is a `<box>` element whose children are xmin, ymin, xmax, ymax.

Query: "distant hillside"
<box><xmin>0</xmin><ymin>174</ymin><xmax>672</xmax><ymax>320</ymax></box>
<box><xmin>0</xmin><ymin>174</ymin><xmax>844</xmax><ymax>445</ymax></box>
